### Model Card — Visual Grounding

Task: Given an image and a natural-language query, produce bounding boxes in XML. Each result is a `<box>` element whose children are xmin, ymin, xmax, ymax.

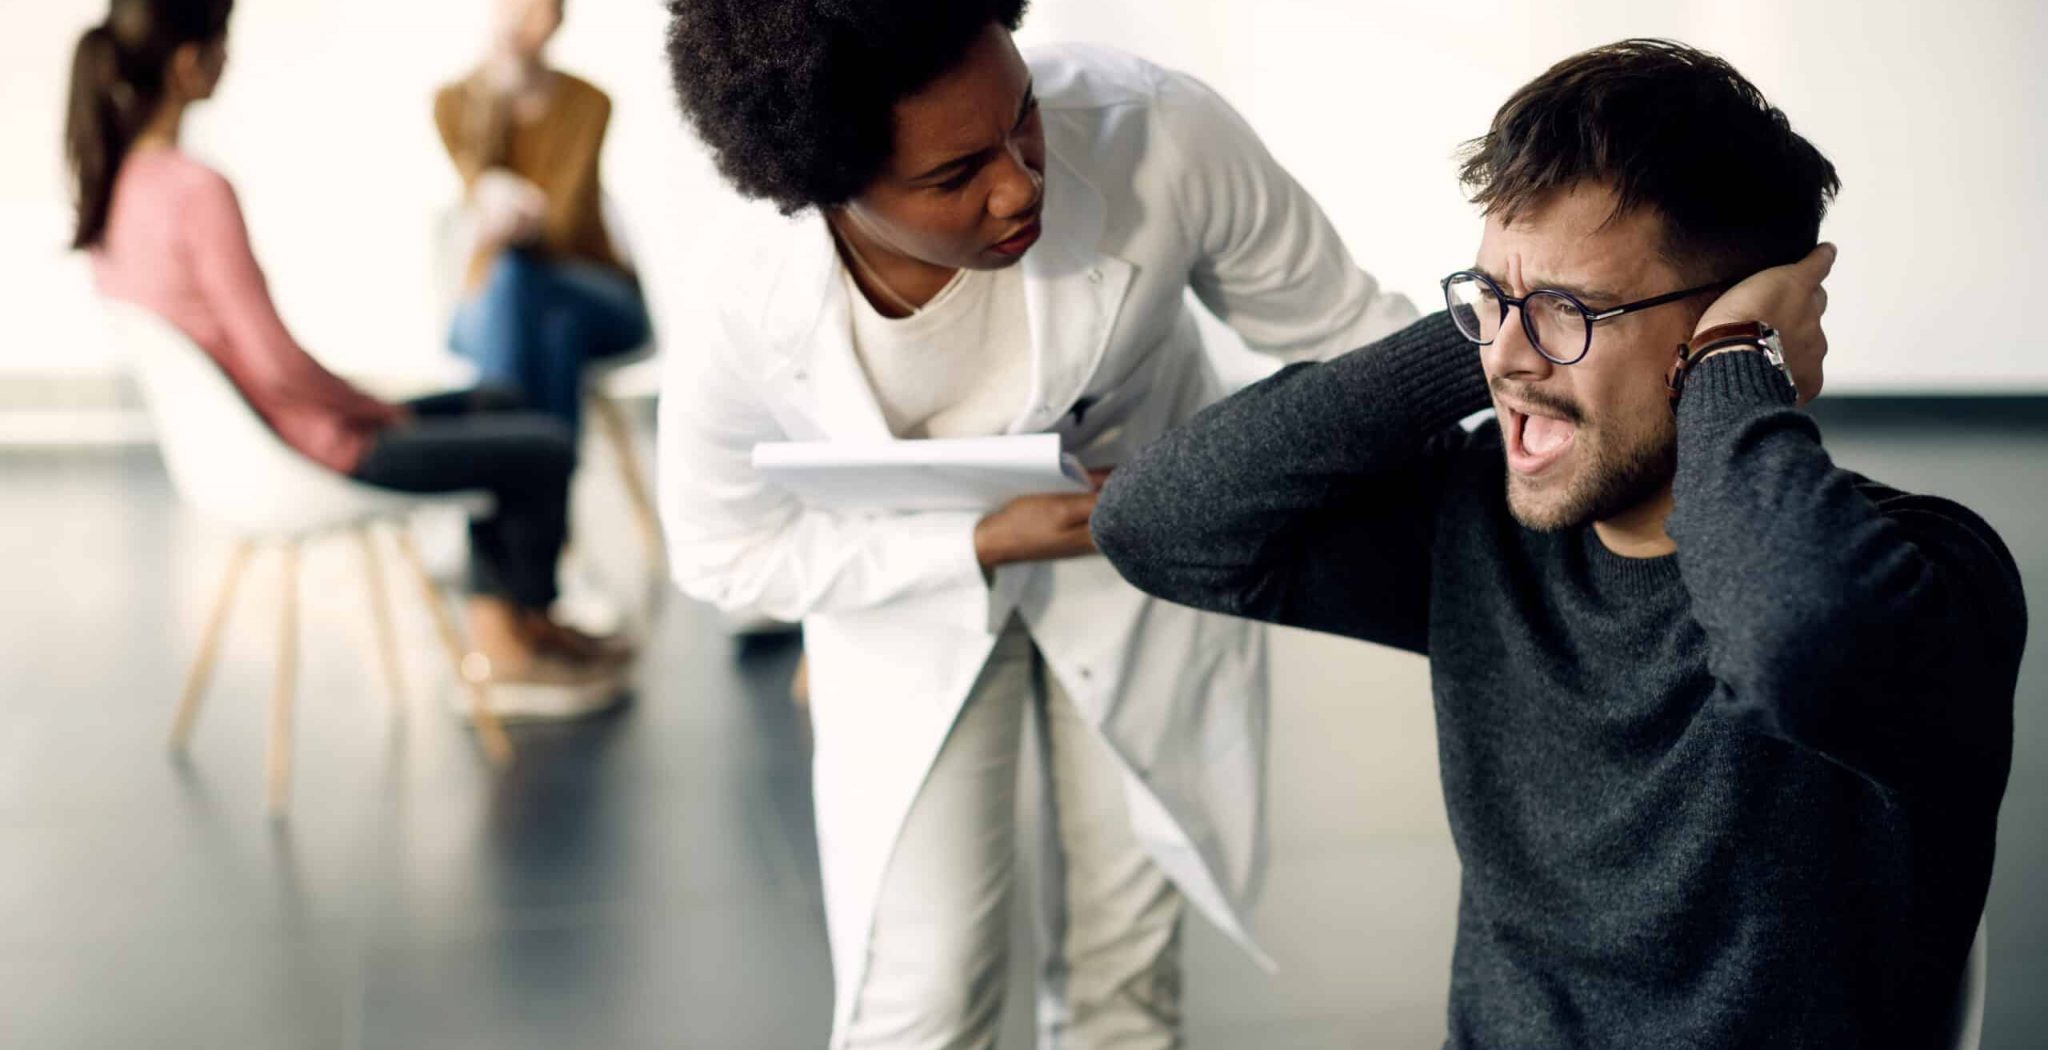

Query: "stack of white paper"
<box><xmin>752</xmin><ymin>433</ymin><xmax>1090</xmax><ymax>513</ymax></box>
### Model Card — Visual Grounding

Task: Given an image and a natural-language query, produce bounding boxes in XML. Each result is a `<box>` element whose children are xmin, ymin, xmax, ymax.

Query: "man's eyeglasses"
<box><xmin>1441</xmin><ymin>270</ymin><xmax>1730</xmax><ymax>366</ymax></box>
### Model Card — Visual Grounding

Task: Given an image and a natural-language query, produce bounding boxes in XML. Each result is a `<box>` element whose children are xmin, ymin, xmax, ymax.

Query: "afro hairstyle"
<box><xmin>666</xmin><ymin>0</ymin><xmax>1031</xmax><ymax>214</ymax></box>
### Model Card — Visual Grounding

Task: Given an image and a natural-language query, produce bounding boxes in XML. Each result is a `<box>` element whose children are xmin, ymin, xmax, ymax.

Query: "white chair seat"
<box><xmin>111</xmin><ymin>301</ymin><xmax>491</xmax><ymax>537</ymax></box>
<box><xmin>586</xmin><ymin>343</ymin><xmax>661</xmax><ymax>402</ymax></box>
<box><xmin>1952</xmin><ymin>915</ymin><xmax>1987</xmax><ymax>1050</ymax></box>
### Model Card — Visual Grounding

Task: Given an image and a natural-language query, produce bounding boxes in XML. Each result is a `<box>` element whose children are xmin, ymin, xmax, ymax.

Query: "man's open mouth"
<box><xmin>1502</xmin><ymin>401</ymin><xmax>1578</xmax><ymax>476</ymax></box>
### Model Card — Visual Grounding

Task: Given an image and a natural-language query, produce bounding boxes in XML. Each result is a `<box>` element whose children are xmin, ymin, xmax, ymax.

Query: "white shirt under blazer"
<box><xmin>657</xmin><ymin>43</ymin><xmax>1417</xmax><ymax>1039</ymax></box>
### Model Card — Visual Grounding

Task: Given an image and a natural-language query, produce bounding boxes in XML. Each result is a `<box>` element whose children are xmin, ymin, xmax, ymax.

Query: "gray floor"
<box><xmin>0</xmin><ymin>404</ymin><xmax>2042</xmax><ymax>1049</ymax></box>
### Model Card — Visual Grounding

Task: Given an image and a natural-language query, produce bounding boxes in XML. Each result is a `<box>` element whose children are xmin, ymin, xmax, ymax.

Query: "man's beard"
<box><xmin>1506</xmin><ymin>416</ymin><xmax>1676</xmax><ymax>533</ymax></box>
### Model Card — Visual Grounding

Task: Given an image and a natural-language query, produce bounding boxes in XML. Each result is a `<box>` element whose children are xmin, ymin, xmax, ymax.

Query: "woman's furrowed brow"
<box><xmin>903</xmin><ymin>79</ymin><xmax>1035</xmax><ymax>184</ymax></box>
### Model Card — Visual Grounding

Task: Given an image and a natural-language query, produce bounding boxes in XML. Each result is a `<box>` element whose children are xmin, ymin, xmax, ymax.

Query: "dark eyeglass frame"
<box><xmin>1441</xmin><ymin>269</ymin><xmax>1732</xmax><ymax>365</ymax></box>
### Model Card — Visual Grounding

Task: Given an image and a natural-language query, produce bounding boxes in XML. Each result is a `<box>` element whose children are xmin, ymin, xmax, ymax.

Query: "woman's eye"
<box><xmin>935</xmin><ymin>171</ymin><xmax>976</xmax><ymax>193</ymax></box>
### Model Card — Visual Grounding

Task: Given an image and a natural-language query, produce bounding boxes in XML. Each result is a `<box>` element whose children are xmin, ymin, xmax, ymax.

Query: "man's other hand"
<box><xmin>1697</xmin><ymin>242</ymin><xmax>1836</xmax><ymax>405</ymax></box>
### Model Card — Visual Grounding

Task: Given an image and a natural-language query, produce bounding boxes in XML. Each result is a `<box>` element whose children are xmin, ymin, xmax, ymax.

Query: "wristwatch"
<box><xmin>1666</xmin><ymin>321</ymin><xmax>1795</xmax><ymax>402</ymax></box>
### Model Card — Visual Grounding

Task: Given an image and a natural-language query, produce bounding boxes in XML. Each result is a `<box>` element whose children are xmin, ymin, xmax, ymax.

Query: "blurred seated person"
<box><xmin>434</xmin><ymin>0</ymin><xmax>650</xmax><ymax>437</ymax></box>
<box><xmin>68</xmin><ymin>0</ymin><xmax>629</xmax><ymax>714</ymax></box>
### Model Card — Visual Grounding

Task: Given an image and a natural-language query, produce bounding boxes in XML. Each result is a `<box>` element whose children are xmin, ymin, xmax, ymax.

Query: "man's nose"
<box><xmin>1482</xmin><ymin>304</ymin><xmax>1555</xmax><ymax>383</ymax></box>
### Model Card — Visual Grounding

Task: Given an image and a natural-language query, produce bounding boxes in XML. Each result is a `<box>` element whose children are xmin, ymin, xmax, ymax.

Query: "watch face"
<box><xmin>1760</xmin><ymin>327</ymin><xmax>1794</xmax><ymax>392</ymax></box>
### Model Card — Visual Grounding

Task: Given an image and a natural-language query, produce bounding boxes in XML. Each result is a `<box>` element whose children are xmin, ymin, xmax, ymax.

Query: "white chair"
<box><xmin>430</xmin><ymin>198</ymin><xmax>667</xmax><ymax>583</ymax></box>
<box><xmin>110</xmin><ymin>301</ymin><xmax>514</xmax><ymax>816</ymax></box>
<box><xmin>1951</xmin><ymin>916</ymin><xmax>1987</xmax><ymax>1050</ymax></box>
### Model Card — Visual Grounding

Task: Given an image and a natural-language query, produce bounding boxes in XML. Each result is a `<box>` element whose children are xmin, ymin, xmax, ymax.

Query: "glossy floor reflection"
<box><xmin>0</xmin><ymin>401</ymin><xmax>2042</xmax><ymax>1049</ymax></box>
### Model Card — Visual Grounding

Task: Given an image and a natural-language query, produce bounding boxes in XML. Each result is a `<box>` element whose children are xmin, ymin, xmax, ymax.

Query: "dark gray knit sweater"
<box><xmin>1093</xmin><ymin>312</ymin><xmax>2027</xmax><ymax>1049</ymax></box>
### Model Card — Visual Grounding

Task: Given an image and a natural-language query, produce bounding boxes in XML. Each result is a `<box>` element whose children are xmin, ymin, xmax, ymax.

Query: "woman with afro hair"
<box><xmin>660</xmin><ymin>2</ymin><xmax>1417</xmax><ymax>1044</ymax></box>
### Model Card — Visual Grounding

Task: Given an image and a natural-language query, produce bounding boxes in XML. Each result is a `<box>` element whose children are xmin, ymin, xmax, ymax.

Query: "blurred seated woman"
<box><xmin>68</xmin><ymin>0</ymin><xmax>629</xmax><ymax>714</ymax></box>
<box><xmin>434</xmin><ymin>0</ymin><xmax>650</xmax><ymax>436</ymax></box>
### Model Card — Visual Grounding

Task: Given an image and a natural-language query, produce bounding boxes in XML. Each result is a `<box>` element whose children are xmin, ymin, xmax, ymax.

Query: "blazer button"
<box><xmin>1087</xmin><ymin>269</ymin><xmax>1103</xmax><ymax>283</ymax></box>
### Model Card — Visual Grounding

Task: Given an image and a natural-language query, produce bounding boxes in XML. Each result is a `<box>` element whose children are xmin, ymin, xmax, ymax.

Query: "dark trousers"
<box><xmin>350</xmin><ymin>388</ymin><xmax>574</xmax><ymax>611</ymax></box>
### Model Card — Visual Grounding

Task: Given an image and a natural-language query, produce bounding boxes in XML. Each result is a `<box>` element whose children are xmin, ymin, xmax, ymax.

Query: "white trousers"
<box><xmin>841</xmin><ymin>618</ymin><xmax>1185</xmax><ymax>1050</ymax></box>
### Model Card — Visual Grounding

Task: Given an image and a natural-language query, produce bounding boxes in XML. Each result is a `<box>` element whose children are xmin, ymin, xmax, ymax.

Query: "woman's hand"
<box><xmin>972</xmin><ymin>469</ymin><xmax>1113</xmax><ymax>572</ymax></box>
<box><xmin>473</xmin><ymin>168</ymin><xmax>546</xmax><ymax>250</ymax></box>
<box><xmin>1695</xmin><ymin>242</ymin><xmax>1836</xmax><ymax>405</ymax></box>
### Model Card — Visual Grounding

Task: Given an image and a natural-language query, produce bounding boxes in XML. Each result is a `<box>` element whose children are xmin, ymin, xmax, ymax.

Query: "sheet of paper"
<box><xmin>752</xmin><ymin>433</ymin><xmax>1090</xmax><ymax>514</ymax></box>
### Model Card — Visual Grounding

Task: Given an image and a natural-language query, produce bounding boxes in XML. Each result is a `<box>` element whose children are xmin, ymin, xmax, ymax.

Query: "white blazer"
<box><xmin>657</xmin><ymin>44</ymin><xmax>1416</xmax><ymax>1040</ymax></box>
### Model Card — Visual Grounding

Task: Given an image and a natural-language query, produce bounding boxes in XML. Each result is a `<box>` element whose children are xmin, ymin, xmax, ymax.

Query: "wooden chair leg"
<box><xmin>390</xmin><ymin>529</ymin><xmax>514</xmax><ymax>769</ymax></box>
<box><xmin>356</xmin><ymin>527</ymin><xmax>407</xmax><ymax>716</ymax></box>
<box><xmin>588</xmin><ymin>393</ymin><xmax>665</xmax><ymax>574</ymax></box>
<box><xmin>265</xmin><ymin>540</ymin><xmax>300</xmax><ymax>817</ymax></box>
<box><xmin>169</xmin><ymin>538</ymin><xmax>256</xmax><ymax>750</ymax></box>
<box><xmin>791</xmin><ymin>653</ymin><xmax>810</xmax><ymax>708</ymax></box>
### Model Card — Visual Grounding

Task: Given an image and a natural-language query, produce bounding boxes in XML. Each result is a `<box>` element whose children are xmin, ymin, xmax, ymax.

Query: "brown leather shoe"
<box><xmin>454</xmin><ymin>650</ymin><xmax>625</xmax><ymax>723</ymax></box>
<box><xmin>517</xmin><ymin>613</ymin><xmax>636</xmax><ymax>669</ymax></box>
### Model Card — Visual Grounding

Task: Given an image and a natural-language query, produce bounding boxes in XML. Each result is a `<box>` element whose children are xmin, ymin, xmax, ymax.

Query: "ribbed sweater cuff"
<box><xmin>1679</xmin><ymin>349</ymin><xmax>1797</xmax><ymax>423</ymax></box>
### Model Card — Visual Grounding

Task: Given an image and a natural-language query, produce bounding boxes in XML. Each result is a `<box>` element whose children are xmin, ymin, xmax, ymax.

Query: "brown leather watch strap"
<box><xmin>1687</xmin><ymin>321</ymin><xmax>1768</xmax><ymax>356</ymax></box>
<box><xmin>1666</xmin><ymin>343</ymin><xmax>1695</xmax><ymax>402</ymax></box>
<box><xmin>1667</xmin><ymin>321</ymin><xmax>1781</xmax><ymax>403</ymax></box>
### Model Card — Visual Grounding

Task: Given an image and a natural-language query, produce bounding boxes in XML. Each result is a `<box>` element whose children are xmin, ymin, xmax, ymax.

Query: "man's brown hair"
<box><xmin>1459</xmin><ymin>38</ymin><xmax>1841</xmax><ymax>282</ymax></box>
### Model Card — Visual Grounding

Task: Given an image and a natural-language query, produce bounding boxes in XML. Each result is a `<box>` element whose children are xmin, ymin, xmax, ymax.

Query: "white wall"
<box><xmin>4</xmin><ymin>0</ymin><xmax>2045</xmax><ymax>392</ymax></box>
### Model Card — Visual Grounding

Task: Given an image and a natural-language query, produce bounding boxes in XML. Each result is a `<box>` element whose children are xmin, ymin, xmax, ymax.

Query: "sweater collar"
<box><xmin>1577</xmin><ymin>526</ymin><xmax>1683</xmax><ymax>596</ymax></box>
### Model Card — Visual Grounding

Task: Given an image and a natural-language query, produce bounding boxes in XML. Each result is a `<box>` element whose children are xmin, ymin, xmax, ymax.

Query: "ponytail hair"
<box><xmin>65</xmin><ymin>0</ymin><xmax>235</xmax><ymax>250</ymax></box>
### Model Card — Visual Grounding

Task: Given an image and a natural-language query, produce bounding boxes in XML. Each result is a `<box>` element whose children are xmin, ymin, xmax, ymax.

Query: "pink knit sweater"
<box><xmin>93</xmin><ymin>148</ymin><xmax>398</xmax><ymax>473</ymax></box>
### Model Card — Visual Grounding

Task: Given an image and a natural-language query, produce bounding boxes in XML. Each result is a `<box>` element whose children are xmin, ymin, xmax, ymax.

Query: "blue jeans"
<box><xmin>449</xmin><ymin>250</ymin><xmax>651</xmax><ymax>436</ymax></box>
